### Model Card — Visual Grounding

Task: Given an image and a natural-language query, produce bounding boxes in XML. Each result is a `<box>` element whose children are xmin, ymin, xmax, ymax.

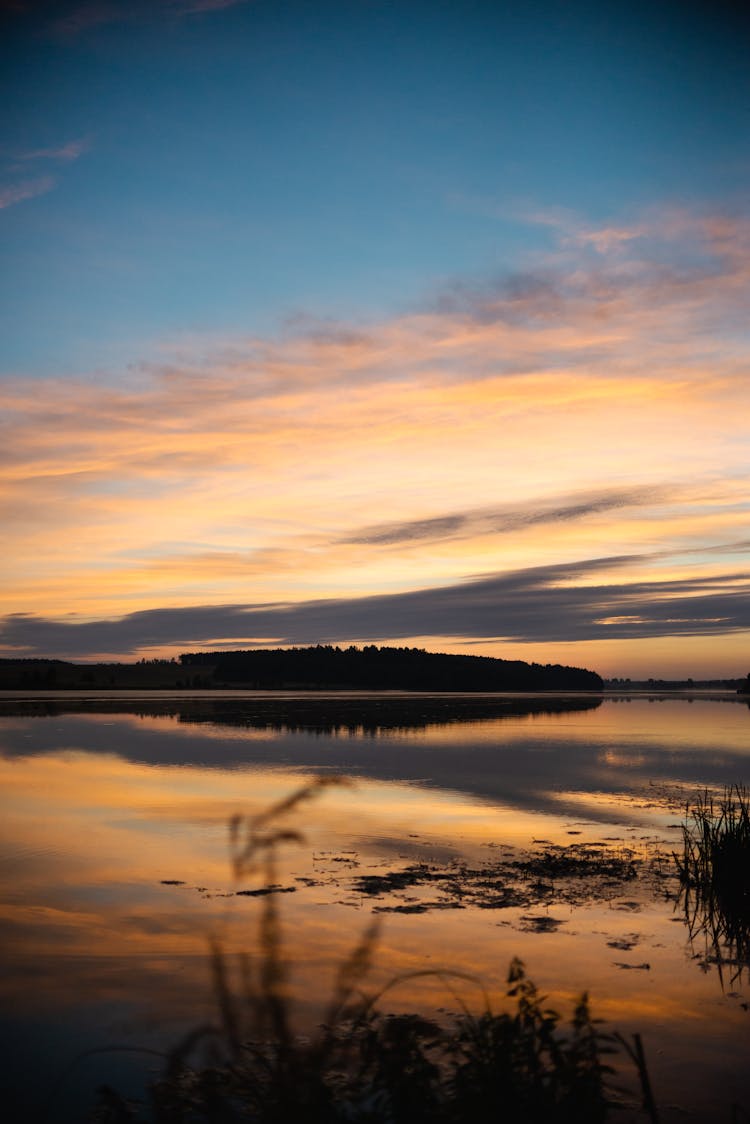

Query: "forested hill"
<box><xmin>179</xmin><ymin>645</ymin><xmax>603</xmax><ymax>691</ymax></box>
<box><xmin>0</xmin><ymin>646</ymin><xmax>603</xmax><ymax>691</ymax></box>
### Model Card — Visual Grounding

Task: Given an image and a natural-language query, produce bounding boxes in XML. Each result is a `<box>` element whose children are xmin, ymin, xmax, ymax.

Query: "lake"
<box><xmin>1</xmin><ymin>692</ymin><xmax>748</xmax><ymax>1121</ymax></box>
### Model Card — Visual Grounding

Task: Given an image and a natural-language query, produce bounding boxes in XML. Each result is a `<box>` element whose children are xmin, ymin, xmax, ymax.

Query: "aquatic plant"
<box><xmin>675</xmin><ymin>785</ymin><xmax>750</xmax><ymax>984</ymax></box>
<box><xmin>92</xmin><ymin>960</ymin><xmax>630</xmax><ymax>1123</ymax></box>
<box><xmin>90</xmin><ymin>779</ymin><xmax>659</xmax><ymax>1123</ymax></box>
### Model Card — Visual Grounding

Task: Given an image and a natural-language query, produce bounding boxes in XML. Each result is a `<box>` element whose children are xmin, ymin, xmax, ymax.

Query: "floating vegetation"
<box><xmin>236</xmin><ymin>885</ymin><xmax>297</xmax><ymax>897</ymax></box>
<box><xmin>348</xmin><ymin>840</ymin><xmax>672</xmax><ymax>918</ymax></box>
<box><xmin>517</xmin><ymin>915</ymin><xmax>567</xmax><ymax>934</ymax></box>
<box><xmin>516</xmin><ymin>845</ymin><xmax>638</xmax><ymax>882</ymax></box>
<box><xmin>675</xmin><ymin>785</ymin><xmax>750</xmax><ymax>985</ymax></box>
<box><xmin>606</xmin><ymin>936</ymin><xmax>640</xmax><ymax>951</ymax></box>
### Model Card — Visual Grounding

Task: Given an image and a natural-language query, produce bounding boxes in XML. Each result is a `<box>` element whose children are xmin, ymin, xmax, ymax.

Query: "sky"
<box><xmin>1</xmin><ymin>0</ymin><xmax>749</xmax><ymax>678</ymax></box>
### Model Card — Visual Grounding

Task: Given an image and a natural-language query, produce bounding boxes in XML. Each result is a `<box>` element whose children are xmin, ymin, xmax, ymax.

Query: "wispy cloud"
<box><xmin>1</xmin><ymin>204</ymin><xmax>749</xmax><ymax>670</ymax></box>
<box><xmin>519</xmin><ymin>205</ymin><xmax>648</xmax><ymax>254</ymax></box>
<box><xmin>47</xmin><ymin>0</ymin><xmax>249</xmax><ymax>35</ymax></box>
<box><xmin>1</xmin><ymin>135</ymin><xmax>90</xmax><ymax>210</ymax></box>
<box><xmin>2</xmin><ymin>556</ymin><xmax>749</xmax><ymax>660</ymax></box>
<box><xmin>17</xmin><ymin>137</ymin><xmax>91</xmax><ymax>162</ymax></box>
<box><xmin>0</xmin><ymin>176</ymin><xmax>56</xmax><ymax>209</ymax></box>
<box><xmin>341</xmin><ymin>488</ymin><xmax>674</xmax><ymax>547</ymax></box>
<box><xmin>433</xmin><ymin>208</ymin><xmax>750</xmax><ymax>341</ymax></box>
<box><xmin>51</xmin><ymin>2</ymin><xmax>126</xmax><ymax>36</ymax></box>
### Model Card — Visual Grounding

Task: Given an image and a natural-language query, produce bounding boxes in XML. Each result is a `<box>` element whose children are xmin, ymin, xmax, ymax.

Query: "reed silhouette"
<box><xmin>675</xmin><ymin>785</ymin><xmax>750</xmax><ymax>987</ymax></box>
<box><xmin>89</xmin><ymin>778</ymin><xmax>660</xmax><ymax>1123</ymax></box>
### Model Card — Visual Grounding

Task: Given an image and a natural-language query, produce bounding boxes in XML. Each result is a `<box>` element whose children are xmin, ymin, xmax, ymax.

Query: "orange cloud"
<box><xmin>1</xmin><ymin>206</ymin><xmax>749</xmax><ymax>672</ymax></box>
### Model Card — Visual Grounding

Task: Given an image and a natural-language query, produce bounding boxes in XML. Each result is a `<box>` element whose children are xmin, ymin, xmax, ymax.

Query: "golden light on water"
<box><xmin>2</xmin><ymin>697</ymin><xmax>750</xmax><ymax>1117</ymax></box>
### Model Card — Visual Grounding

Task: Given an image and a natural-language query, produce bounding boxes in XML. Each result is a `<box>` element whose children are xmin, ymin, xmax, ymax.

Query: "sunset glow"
<box><xmin>2</xmin><ymin>1</ymin><xmax>749</xmax><ymax>677</ymax></box>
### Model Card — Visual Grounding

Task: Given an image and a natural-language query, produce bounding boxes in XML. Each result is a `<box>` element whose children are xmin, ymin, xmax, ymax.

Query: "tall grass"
<box><xmin>91</xmin><ymin>779</ymin><xmax>659</xmax><ymax>1123</ymax></box>
<box><xmin>675</xmin><ymin>785</ymin><xmax>750</xmax><ymax>984</ymax></box>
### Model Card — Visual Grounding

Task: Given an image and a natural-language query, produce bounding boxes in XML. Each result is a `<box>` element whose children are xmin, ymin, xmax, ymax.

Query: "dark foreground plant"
<box><xmin>90</xmin><ymin>779</ymin><xmax>658</xmax><ymax>1124</ymax></box>
<box><xmin>675</xmin><ymin>785</ymin><xmax>750</xmax><ymax>985</ymax></box>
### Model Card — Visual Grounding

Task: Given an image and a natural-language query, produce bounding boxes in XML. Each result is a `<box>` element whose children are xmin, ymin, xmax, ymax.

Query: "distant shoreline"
<box><xmin>0</xmin><ymin>688</ymin><xmax>745</xmax><ymax>742</ymax></box>
<box><xmin>0</xmin><ymin>687</ymin><xmax>745</xmax><ymax>702</ymax></box>
<box><xmin>0</xmin><ymin>645</ymin><xmax>604</xmax><ymax>693</ymax></box>
<box><xmin>1</xmin><ymin>644</ymin><xmax>745</xmax><ymax>700</ymax></box>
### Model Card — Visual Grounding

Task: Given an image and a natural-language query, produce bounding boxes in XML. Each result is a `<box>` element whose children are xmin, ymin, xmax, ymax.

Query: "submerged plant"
<box><xmin>675</xmin><ymin>785</ymin><xmax>750</xmax><ymax>984</ymax></box>
<box><xmin>90</xmin><ymin>779</ymin><xmax>658</xmax><ymax>1123</ymax></box>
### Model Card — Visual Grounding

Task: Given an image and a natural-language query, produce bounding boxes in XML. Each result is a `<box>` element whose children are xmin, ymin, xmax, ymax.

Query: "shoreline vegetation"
<box><xmin>83</xmin><ymin>781</ymin><xmax>749</xmax><ymax>1122</ymax></box>
<box><xmin>1</xmin><ymin>645</ymin><xmax>747</xmax><ymax>695</ymax></box>
<box><xmin>88</xmin><ymin>778</ymin><xmax>662</xmax><ymax>1124</ymax></box>
<box><xmin>675</xmin><ymin>786</ymin><xmax>750</xmax><ymax>988</ymax></box>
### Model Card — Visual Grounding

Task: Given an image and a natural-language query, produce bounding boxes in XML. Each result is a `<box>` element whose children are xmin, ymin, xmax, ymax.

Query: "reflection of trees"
<box><xmin>173</xmin><ymin>695</ymin><xmax>603</xmax><ymax>735</ymax></box>
<box><xmin>0</xmin><ymin>694</ymin><xmax>602</xmax><ymax>735</ymax></box>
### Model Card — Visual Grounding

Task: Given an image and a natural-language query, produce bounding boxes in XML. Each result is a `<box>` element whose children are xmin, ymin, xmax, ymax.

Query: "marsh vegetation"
<box><xmin>675</xmin><ymin>786</ymin><xmax>750</xmax><ymax>985</ymax></box>
<box><xmin>90</xmin><ymin>780</ymin><xmax>660</xmax><ymax>1123</ymax></box>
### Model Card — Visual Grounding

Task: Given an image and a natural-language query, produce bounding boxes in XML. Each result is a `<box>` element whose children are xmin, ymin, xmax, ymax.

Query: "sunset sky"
<box><xmin>2</xmin><ymin>0</ymin><xmax>749</xmax><ymax>677</ymax></box>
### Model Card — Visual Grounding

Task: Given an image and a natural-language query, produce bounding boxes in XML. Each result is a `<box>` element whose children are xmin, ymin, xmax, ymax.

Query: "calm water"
<box><xmin>1</xmin><ymin>693</ymin><xmax>749</xmax><ymax>1121</ymax></box>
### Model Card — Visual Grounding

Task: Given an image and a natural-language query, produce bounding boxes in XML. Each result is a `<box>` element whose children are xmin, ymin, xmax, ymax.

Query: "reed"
<box><xmin>674</xmin><ymin>786</ymin><xmax>750</xmax><ymax>984</ymax></box>
<box><xmin>91</xmin><ymin>779</ymin><xmax>658</xmax><ymax>1123</ymax></box>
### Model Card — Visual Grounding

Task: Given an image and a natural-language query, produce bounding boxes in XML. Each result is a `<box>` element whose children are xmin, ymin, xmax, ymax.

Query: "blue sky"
<box><xmin>3</xmin><ymin>0</ymin><xmax>748</xmax><ymax>373</ymax></box>
<box><xmin>2</xmin><ymin>0</ymin><xmax>749</xmax><ymax>675</ymax></box>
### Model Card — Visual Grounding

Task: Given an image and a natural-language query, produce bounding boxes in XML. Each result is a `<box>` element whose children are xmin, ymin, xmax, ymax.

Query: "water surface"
<box><xmin>1</xmin><ymin>693</ymin><xmax>748</xmax><ymax>1121</ymax></box>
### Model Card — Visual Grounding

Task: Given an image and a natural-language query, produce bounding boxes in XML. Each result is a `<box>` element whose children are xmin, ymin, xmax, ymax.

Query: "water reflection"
<box><xmin>1</xmin><ymin>697</ymin><xmax>749</xmax><ymax>1121</ymax></box>
<box><xmin>2</xmin><ymin>694</ymin><xmax>748</xmax><ymax>824</ymax></box>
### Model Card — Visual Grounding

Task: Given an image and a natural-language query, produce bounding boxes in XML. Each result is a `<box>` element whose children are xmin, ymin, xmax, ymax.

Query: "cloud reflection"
<box><xmin>2</xmin><ymin>699</ymin><xmax>750</xmax><ymax>1117</ymax></box>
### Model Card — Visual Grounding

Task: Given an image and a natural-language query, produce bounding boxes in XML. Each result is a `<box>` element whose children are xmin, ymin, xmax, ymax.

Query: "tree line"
<box><xmin>179</xmin><ymin>644</ymin><xmax>604</xmax><ymax>691</ymax></box>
